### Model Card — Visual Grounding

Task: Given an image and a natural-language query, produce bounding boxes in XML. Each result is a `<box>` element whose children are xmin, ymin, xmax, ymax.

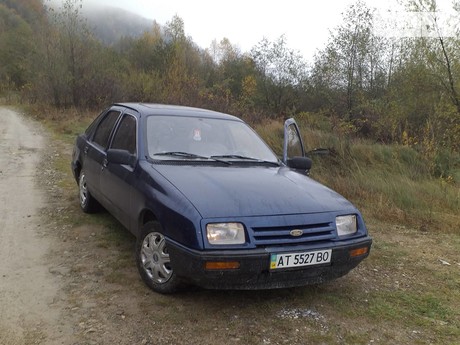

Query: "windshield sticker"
<box><xmin>193</xmin><ymin>129</ymin><xmax>202</xmax><ymax>141</ymax></box>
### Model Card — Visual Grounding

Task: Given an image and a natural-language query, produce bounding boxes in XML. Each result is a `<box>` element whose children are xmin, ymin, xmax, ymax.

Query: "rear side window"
<box><xmin>111</xmin><ymin>114</ymin><xmax>137</xmax><ymax>155</ymax></box>
<box><xmin>92</xmin><ymin>111</ymin><xmax>121</xmax><ymax>148</ymax></box>
<box><xmin>85</xmin><ymin>110</ymin><xmax>105</xmax><ymax>136</ymax></box>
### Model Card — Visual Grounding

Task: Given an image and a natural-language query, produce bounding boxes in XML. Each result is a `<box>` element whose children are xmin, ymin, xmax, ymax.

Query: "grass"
<box><xmin>17</xmin><ymin>104</ymin><xmax>460</xmax><ymax>344</ymax></box>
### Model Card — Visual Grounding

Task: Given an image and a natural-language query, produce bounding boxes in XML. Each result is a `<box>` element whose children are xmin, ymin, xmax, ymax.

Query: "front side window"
<box><xmin>92</xmin><ymin>110</ymin><xmax>121</xmax><ymax>148</ymax></box>
<box><xmin>111</xmin><ymin>114</ymin><xmax>137</xmax><ymax>155</ymax></box>
<box><xmin>286</xmin><ymin>123</ymin><xmax>303</xmax><ymax>158</ymax></box>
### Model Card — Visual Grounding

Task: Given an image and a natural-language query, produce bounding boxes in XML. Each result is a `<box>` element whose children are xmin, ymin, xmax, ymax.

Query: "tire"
<box><xmin>136</xmin><ymin>222</ymin><xmax>181</xmax><ymax>294</ymax></box>
<box><xmin>78</xmin><ymin>170</ymin><xmax>99</xmax><ymax>213</ymax></box>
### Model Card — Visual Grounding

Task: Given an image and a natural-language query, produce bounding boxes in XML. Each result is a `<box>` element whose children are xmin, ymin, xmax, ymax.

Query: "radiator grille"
<box><xmin>251</xmin><ymin>222</ymin><xmax>335</xmax><ymax>247</ymax></box>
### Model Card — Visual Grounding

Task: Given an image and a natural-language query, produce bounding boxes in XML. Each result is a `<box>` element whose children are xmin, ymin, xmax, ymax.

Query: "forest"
<box><xmin>1</xmin><ymin>0</ymin><xmax>459</xmax><ymax>181</ymax></box>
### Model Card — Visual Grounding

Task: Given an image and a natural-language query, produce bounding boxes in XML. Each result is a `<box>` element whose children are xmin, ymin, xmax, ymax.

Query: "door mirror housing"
<box><xmin>107</xmin><ymin>149</ymin><xmax>136</xmax><ymax>166</ymax></box>
<box><xmin>287</xmin><ymin>156</ymin><xmax>312</xmax><ymax>171</ymax></box>
<box><xmin>286</xmin><ymin>157</ymin><xmax>312</xmax><ymax>171</ymax></box>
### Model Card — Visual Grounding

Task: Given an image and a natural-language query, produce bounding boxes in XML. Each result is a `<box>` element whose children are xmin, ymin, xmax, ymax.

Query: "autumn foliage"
<box><xmin>1</xmin><ymin>0</ymin><xmax>459</xmax><ymax>180</ymax></box>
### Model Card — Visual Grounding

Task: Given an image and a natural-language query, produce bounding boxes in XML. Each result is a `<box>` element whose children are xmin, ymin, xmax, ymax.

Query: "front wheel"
<box><xmin>135</xmin><ymin>222</ymin><xmax>181</xmax><ymax>294</ymax></box>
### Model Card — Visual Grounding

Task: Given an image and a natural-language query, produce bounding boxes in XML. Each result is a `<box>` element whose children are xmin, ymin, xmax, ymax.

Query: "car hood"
<box><xmin>152</xmin><ymin>164</ymin><xmax>356</xmax><ymax>218</ymax></box>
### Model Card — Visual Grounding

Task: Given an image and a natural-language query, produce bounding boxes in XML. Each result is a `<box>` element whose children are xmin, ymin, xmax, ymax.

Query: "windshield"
<box><xmin>146</xmin><ymin>116</ymin><xmax>278</xmax><ymax>163</ymax></box>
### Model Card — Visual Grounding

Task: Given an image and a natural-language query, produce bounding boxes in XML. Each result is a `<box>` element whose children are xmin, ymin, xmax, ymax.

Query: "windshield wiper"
<box><xmin>154</xmin><ymin>151</ymin><xmax>206</xmax><ymax>159</ymax></box>
<box><xmin>211</xmin><ymin>154</ymin><xmax>280</xmax><ymax>166</ymax></box>
<box><xmin>211</xmin><ymin>154</ymin><xmax>258</xmax><ymax>160</ymax></box>
<box><xmin>153</xmin><ymin>152</ymin><xmax>231</xmax><ymax>165</ymax></box>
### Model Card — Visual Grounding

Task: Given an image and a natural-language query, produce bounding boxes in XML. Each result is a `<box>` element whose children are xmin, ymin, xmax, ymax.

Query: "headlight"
<box><xmin>336</xmin><ymin>215</ymin><xmax>357</xmax><ymax>237</ymax></box>
<box><xmin>206</xmin><ymin>223</ymin><xmax>245</xmax><ymax>245</ymax></box>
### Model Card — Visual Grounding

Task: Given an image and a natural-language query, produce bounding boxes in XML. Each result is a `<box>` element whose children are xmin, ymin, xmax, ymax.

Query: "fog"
<box><xmin>48</xmin><ymin>0</ymin><xmax>415</xmax><ymax>61</ymax></box>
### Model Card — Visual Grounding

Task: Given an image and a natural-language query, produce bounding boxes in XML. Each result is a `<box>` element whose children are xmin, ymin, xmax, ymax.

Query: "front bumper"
<box><xmin>167</xmin><ymin>236</ymin><xmax>372</xmax><ymax>290</ymax></box>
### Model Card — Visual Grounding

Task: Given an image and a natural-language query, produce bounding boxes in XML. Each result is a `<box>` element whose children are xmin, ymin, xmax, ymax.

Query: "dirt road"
<box><xmin>0</xmin><ymin>108</ymin><xmax>74</xmax><ymax>345</ymax></box>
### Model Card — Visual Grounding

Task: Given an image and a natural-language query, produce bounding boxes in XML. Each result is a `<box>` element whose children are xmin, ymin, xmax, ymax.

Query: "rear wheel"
<box><xmin>78</xmin><ymin>171</ymin><xmax>99</xmax><ymax>213</ymax></box>
<box><xmin>136</xmin><ymin>222</ymin><xmax>181</xmax><ymax>294</ymax></box>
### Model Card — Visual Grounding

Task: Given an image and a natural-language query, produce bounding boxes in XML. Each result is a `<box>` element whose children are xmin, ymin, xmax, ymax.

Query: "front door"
<box><xmin>100</xmin><ymin>113</ymin><xmax>138</xmax><ymax>229</ymax></box>
<box><xmin>282</xmin><ymin>118</ymin><xmax>305</xmax><ymax>164</ymax></box>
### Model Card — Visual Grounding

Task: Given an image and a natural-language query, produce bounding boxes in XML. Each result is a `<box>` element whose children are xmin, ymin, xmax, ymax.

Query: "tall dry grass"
<box><xmin>255</xmin><ymin>119</ymin><xmax>460</xmax><ymax>232</ymax></box>
<box><xmin>21</xmin><ymin>103</ymin><xmax>459</xmax><ymax>232</ymax></box>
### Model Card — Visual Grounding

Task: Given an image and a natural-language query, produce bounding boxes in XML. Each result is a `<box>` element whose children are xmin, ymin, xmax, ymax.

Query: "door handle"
<box><xmin>84</xmin><ymin>146</ymin><xmax>89</xmax><ymax>154</ymax></box>
<box><xmin>102</xmin><ymin>158</ymin><xmax>108</xmax><ymax>169</ymax></box>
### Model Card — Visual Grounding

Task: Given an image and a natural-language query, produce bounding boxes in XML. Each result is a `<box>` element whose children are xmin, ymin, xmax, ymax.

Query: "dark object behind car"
<box><xmin>71</xmin><ymin>103</ymin><xmax>372</xmax><ymax>293</ymax></box>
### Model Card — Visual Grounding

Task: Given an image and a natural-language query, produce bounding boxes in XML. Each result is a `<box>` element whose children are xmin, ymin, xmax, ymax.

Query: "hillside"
<box><xmin>82</xmin><ymin>5</ymin><xmax>154</xmax><ymax>44</ymax></box>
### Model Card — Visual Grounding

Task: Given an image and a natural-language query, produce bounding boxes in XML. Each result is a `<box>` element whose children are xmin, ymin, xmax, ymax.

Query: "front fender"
<box><xmin>133</xmin><ymin>161</ymin><xmax>204</xmax><ymax>249</ymax></box>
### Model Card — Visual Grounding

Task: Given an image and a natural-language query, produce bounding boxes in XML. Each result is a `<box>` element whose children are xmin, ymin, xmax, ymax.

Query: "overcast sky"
<box><xmin>70</xmin><ymin>0</ymin><xmax>455</xmax><ymax>62</ymax></box>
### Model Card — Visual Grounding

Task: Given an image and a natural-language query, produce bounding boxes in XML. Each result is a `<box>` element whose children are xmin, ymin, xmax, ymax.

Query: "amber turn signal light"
<box><xmin>204</xmin><ymin>261</ymin><xmax>240</xmax><ymax>270</ymax></box>
<box><xmin>349</xmin><ymin>247</ymin><xmax>369</xmax><ymax>257</ymax></box>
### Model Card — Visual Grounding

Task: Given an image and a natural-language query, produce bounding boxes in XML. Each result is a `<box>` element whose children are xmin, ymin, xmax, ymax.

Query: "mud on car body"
<box><xmin>71</xmin><ymin>103</ymin><xmax>372</xmax><ymax>293</ymax></box>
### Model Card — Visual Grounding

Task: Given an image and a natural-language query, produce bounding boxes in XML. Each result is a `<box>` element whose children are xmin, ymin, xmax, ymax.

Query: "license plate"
<box><xmin>270</xmin><ymin>249</ymin><xmax>332</xmax><ymax>270</ymax></box>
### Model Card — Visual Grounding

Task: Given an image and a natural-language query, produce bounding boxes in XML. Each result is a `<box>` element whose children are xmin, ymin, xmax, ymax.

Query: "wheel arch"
<box><xmin>74</xmin><ymin>160</ymin><xmax>82</xmax><ymax>180</ymax></box>
<box><xmin>135</xmin><ymin>197</ymin><xmax>203</xmax><ymax>249</ymax></box>
<box><xmin>71</xmin><ymin>150</ymin><xmax>83</xmax><ymax>184</ymax></box>
<box><xmin>138</xmin><ymin>209</ymin><xmax>159</xmax><ymax>236</ymax></box>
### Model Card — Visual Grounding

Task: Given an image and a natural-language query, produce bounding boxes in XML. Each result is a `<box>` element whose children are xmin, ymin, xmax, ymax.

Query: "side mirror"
<box><xmin>287</xmin><ymin>156</ymin><xmax>312</xmax><ymax>171</ymax></box>
<box><xmin>107</xmin><ymin>149</ymin><xmax>136</xmax><ymax>166</ymax></box>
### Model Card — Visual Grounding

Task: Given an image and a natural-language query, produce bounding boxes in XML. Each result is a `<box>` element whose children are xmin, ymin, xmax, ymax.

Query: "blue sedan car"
<box><xmin>71</xmin><ymin>103</ymin><xmax>372</xmax><ymax>293</ymax></box>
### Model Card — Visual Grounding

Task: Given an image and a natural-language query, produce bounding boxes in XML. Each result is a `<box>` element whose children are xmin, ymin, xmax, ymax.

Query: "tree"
<box><xmin>312</xmin><ymin>1</ymin><xmax>387</xmax><ymax>115</ymax></box>
<box><xmin>162</xmin><ymin>15</ymin><xmax>204</xmax><ymax>105</ymax></box>
<box><xmin>404</xmin><ymin>0</ymin><xmax>460</xmax><ymax>114</ymax></box>
<box><xmin>123</xmin><ymin>22</ymin><xmax>167</xmax><ymax>73</ymax></box>
<box><xmin>0</xmin><ymin>4</ymin><xmax>34</xmax><ymax>91</ymax></box>
<box><xmin>251</xmin><ymin>35</ymin><xmax>307</xmax><ymax>114</ymax></box>
<box><xmin>43</xmin><ymin>0</ymin><xmax>96</xmax><ymax>106</ymax></box>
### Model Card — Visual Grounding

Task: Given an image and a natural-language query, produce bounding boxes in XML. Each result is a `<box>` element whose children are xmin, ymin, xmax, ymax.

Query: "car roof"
<box><xmin>114</xmin><ymin>103</ymin><xmax>242</xmax><ymax>121</ymax></box>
